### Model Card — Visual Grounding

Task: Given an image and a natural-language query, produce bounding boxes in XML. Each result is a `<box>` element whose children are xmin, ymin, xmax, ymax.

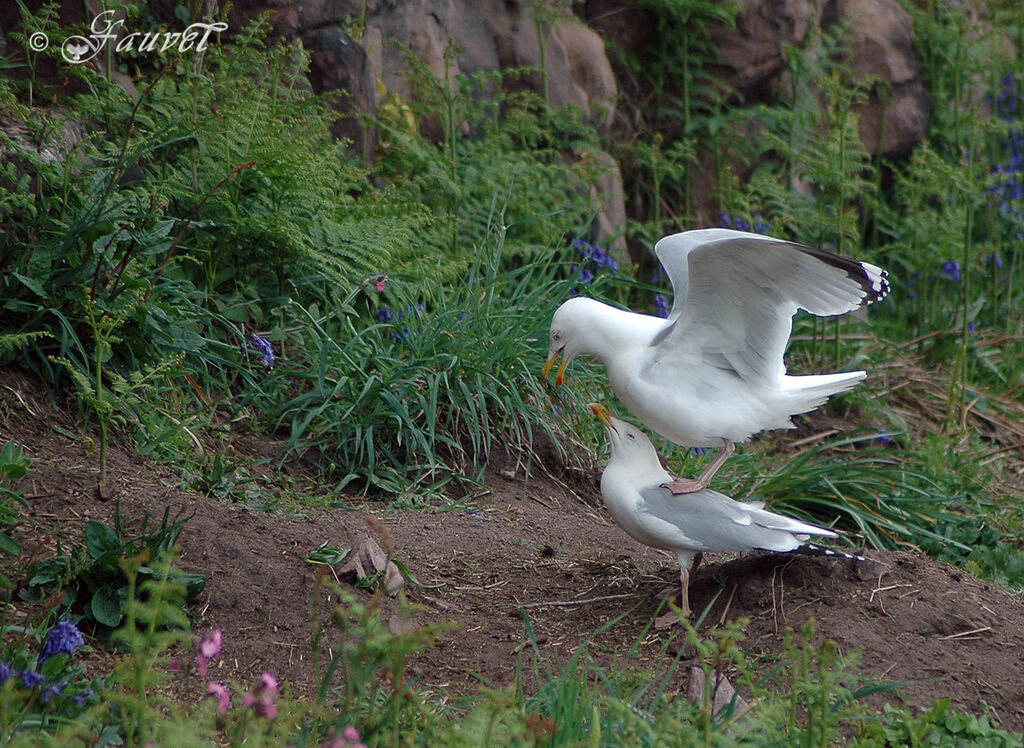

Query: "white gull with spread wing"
<box><xmin>543</xmin><ymin>229</ymin><xmax>889</xmax><ymax>493</ymax></box>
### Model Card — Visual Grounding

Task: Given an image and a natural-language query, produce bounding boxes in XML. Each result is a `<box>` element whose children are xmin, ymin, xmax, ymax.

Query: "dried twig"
<box><xmin>517</xmin><ymin>592</ymin><xmax>638</xmax><ymax>610</ymax></box>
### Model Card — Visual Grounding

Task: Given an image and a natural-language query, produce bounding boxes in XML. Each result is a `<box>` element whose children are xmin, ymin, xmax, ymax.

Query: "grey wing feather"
<box><xmin>637</xmin><ymin>485</ymin><xmax>836</xmax><ymax>553</ymax></box>
<box><xmin>652</xmin><ymin>233</ymin><xmax>886</xmax><ymax>384</ymax></box>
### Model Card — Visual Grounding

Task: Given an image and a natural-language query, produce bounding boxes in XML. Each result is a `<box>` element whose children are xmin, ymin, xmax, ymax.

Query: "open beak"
<box><xmin>589</xmin><ymin>402</ymin><xmax>614</xmax><ymax>430</ymax></box>
<box><xmin>541</xmin><ymin>347</ymin><xmax>568</xmax><ymax>387</ymax></box>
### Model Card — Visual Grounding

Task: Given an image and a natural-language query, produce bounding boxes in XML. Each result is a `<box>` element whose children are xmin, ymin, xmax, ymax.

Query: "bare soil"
<box><xmin>3</xmin><ymin>369</ymin><xmax>1024</xmax><ymax>732</ymax></box>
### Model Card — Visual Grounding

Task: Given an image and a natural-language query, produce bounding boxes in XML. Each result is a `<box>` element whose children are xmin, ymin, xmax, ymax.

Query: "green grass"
<box><xmin>2</xmin><ymin>0</ymin><xmax>1024</xmax><ymax>743</ymax></box>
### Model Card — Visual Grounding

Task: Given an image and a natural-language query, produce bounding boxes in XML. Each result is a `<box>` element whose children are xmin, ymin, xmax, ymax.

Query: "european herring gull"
<box><xmin>543</xmin><ymin>229</ymin><xmax>889</xmax><ymax>493</ymax></box>
<box><xmin>591</xmin><ymin>402</ymin><xmax>861</xmax><ymax>623</ymax></box>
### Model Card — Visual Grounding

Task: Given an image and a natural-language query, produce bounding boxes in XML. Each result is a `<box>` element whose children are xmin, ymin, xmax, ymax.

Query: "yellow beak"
<box><xmin>589</xmin><ymin>402</ymin><xmax>613</xmax><ymax>428</ymax></box>
<box><xmin>541</xmin><ymin>348</ymin><xmax>568</xmax><ymax>387</ymax></box>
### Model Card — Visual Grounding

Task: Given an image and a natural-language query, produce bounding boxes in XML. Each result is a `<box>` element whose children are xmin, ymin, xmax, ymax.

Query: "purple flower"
<box><xmin>572</xmin><ymin>238</ymin><xmax>619</xmax><ymax>272</ymax></box>
<box><xmin>718</xmin><ymin>212</ymin><xmax>751</xmax><ymax>232</ymax></box>
<box><xmin>207</xmin><ymin>681</ymin><xmax>231</xmax><ymax>714</ymax></box>
<box><xmin>21</xmin><ymin>670</ymin><xmax>43</xmax><ymax>689</ymax></box>
<box><xmin>39</xmin><ymin>618</ymin><xmax>85</xmax><ymax>665</ymax></box>
<box><xmin>43</xmin><ymin>680</ymin><xmax>67</xmax><ymax>703</ymax></box>
<box><xmin>243</xmin><ymin>671</ymin><xmax>280</xmax><ymax>720</ymax></box>
<box><xmin>71</xmin><ymin>688</ymin><xmax>94</xmax><ymax>706</ymax></box>
<box><xmin>199</xmin><ymin>629</ymin><xmax>222</xmax><ymax>659</ymax></box>
<box><xmin>0</xmin><ymin>662</ymin><xmax>14</xmax><ymax>682</ymax></box>
<box><xmin>196</xmin><ymin>629</ymin><xmax>223</xmax><ymax>677</ymax></box>
<box><xmin>941</xmin><ymin>260</ymin><xmax>961</xmax><ymax>281</ymax></box>
<box><xmin>986</xmin><ymin>252</ymin><xmax>1003</xmax><ymax>269</ymax></box>
<box><xmin>875</xmin><ymin>429</ymin><xmax>895</xmax><ymax>445</ymax></box>
<box><xmin>248</xmin><ymin>335</ymin><xmax>275</xmax><ymax>368</ymax></box>
<box><xmin>323</xmin><ymin>725</ymin><xmax>368</xmax><ymax>748</ymax></box>
<box><xmin>568</xmin><ymin>238</ymin><xmax>618</xmax><ymax>295</ymax></box>
<box><xmin>653</xmin><ymin>295</ymin><xmax>670</xmax><ymax>319</ymax></box>
<box><xmin>259</xmin><ymin>671</ymin><xmax>279</xmax><ymax>693</ymax></box>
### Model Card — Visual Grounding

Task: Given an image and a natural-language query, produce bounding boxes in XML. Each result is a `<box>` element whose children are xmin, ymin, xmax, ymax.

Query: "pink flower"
<box><xmin>260</xmin><ymin>671</ymin><xmax>279</xmax><ymax>694</ymax></box>
<box><xmin>243</xmin><ymin>671</ymin><xmax>280</xmax><ymax>720</ymax></box>
<box><xmin>257</xmin><ymin>697</ymin><xmax>278</xmax><ymax>720</ymax></box>
<box><xmin>196</xmin><ymin>629</ymin><xmax>223</xmax><ymax>676</ymax></box>
<box><xmin>322</xmin><ymin>725</ymin><xmax>366</xmax><ymax>748</ymax></box>
<box><xmin>374</xmin><ymin>275</ymin><xmax>388</xmax><ymax>292</ymax></box>
<box><xmin>199</xmin><ymin>629</ymin><xmax>223</xmax><ymax>659</ymax></box>
<box><xmin>206</xmin><ymin>681</ymin><xmax>231</xmax><ymax>715</ymax></box>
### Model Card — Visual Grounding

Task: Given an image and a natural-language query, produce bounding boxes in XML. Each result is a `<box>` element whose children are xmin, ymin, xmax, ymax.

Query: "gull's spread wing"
<box><xmin>650</xmin><ymin>229</ymin><xmax>887</xmax><ymax>384</ymax></box>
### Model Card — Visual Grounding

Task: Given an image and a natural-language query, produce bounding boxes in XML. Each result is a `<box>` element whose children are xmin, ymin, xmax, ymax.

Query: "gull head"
<box><xmin>589</xmin><ymin>402</ymin><xmax>663</xmax><ymax>473</ymax></box>
<box><xmin>541</xmin><ymin>297</ymin><xmax>606</xmax><ymax>386</ymax></box>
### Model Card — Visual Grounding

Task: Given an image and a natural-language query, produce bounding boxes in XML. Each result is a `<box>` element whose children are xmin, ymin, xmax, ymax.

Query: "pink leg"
<box><xmin>662</xmin><ymin>440</ymin><xmax>735</xmax><ymax>494</ymax></box>
<box><xmin>655</xmin><ymin>553</ymin><xmax>703</xmax><ymax>628</ymax></box>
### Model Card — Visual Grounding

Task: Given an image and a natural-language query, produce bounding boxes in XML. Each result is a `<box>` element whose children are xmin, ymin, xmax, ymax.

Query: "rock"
<box><xmin>708</xmin><ymin>0</ymin><xmax>818</xmax><ymax>96</ymax></box>
<box><xmin>587</xmin><ymin>149</ymin><xmax>628</xmax><ymax>259</ymax></box>
<box><xmin>824</xmin><ymin>0</ymin><xmax>929</xmax><ymax>157</ymax></box>
<box><xmin>369</xmin><ymin>1</ymin><xmax>616</xmax><ymax>133</ymax></box>
<box><xmin>304</xmin><ymin>26</ymin><xmax>377</xmax><ymax>155</ymax></box>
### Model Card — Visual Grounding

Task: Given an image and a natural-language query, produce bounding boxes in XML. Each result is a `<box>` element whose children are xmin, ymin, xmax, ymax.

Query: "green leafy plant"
<box><xmin>23</xmin><ymin>506</ymin><xmax>203</xmax><ymax>629</ymax></box>
<box><xmin>0</xmin><ymin>442</ymin><xmax>30</xmax><ymax>590</ymax></box>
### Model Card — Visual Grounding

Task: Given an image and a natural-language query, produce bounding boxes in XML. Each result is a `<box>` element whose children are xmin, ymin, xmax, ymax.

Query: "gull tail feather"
<box><xmin>781</xmin><ymin>370</ymin><xmax>866</xmax><ymax>394</ymax></box>
<box><xmin>777</xmin><ymin>370</ymin><xmax>865</xmax><ymax>416</ymax></box>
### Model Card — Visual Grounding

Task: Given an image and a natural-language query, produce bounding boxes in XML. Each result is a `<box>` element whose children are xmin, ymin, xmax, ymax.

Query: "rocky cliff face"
<box><xmin>228</xmin><ymin>0</ymin><xmax>929</xmax><ymax>155</ymax></box>
<box><xmin>1</xmin><ymin>0</ymin><xmax>934</xmax><ymax>249</ymax></box>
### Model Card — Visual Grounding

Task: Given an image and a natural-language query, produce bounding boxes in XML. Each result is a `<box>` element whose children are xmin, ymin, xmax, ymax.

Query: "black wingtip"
<box><xmin>797</xmin><ymin>245</ymin><xmax>890</xmax><ymax>306</ymax></box>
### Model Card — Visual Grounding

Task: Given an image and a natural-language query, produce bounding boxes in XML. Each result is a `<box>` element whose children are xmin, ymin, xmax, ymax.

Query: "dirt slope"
<box><xmin>3</xmin><ymin>370</ymin><xmax>1023</xmax><ymax>731</ymax></box>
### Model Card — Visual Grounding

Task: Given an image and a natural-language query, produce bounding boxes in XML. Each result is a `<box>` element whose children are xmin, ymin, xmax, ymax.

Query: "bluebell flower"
<box><xmin>986</xmin><ymin>252</ymin><xmax>1003</xmax><ymax>269</ymax></box>
<box><xmin>71</xmin><ymin>688</ymin><xmax>94</xmax><ymax>707</ymax></box>
<box><xmin>377</xmin><ymin>303</ymin><xmax>423</xmax><ymax>342</ymax></box>
<box><xmin>875</xmin><ymin>429</ymin><xmax>895</xmax><ymax>445</ymax></box>
<box><xmin>39</xmin><ymin>618</ymin><xmax>85</xmax><ymax>665</ymax></box>
<box><xmin>752</xmin><ymin>214</ymin><xmax>772</xmax><ymax>234</ymax></box>
<box><xmin>572</xmin><ymin>238</ymin><xmax>619</xmax><ymax>273</ymax></box>
<box><xmin>690</xmin><ymin>447</ymin><xmax>709</xmax><ymax>457</ymax></box>
<box><xmin>0</xmin><ymin>662</ymin><xmax>14</xmax><ymax>682</ymax></box>
<box><xmin>43</xmin><ymin>680</ymin><xmax>67</xmax><ymax>703</ymax></box>
<box><xmin>568</xmin><ymin>238</ymin><xmax>618</xmax><ymax>295</ymax></box>
<box><xmin>21</xmin><ymin>670</ymin><xmax>43</xmax><ymax>689</ymax></box>
<box><xmin>248</xmin><ymin>335</ymin><xmax>275</xmax><ymax>368</ymax></box>
<box><xmin>719</xmin><ymin>212</ymin><xmax>768</xmax><ymax>234</ymax></box>
<box><xmin>653</xmin><ymin>294</ymin><xmax>670</xmax><ymax>319</ymax></box>
<box><xmin>941</xmin><ymin>260</ymin><xmax>961</xmax><ymax>281</ymax></box>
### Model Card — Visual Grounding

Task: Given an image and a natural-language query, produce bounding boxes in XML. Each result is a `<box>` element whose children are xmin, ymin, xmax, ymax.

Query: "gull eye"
<box><xmin>627</xmin><ymin>433</ymin><xmax>636</xmax><ymax>440</ymax></box>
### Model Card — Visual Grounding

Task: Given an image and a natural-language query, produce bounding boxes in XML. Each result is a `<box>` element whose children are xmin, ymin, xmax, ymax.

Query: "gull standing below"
<box><xmin>543</xmin><ymin>229</ymin><xmax>889</xmax><ymax>493</ymax></box>
<box><xmin>591</xmin><ymin>403</ymin><xmax>859</xmax><ymax>625</ymax></box>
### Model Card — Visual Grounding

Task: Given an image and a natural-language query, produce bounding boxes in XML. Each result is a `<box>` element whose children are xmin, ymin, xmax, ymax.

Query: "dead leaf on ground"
<box><xmin>338</xmin><ymin>536</ymin><xmax>405</xmax><ymax>596</ymax></box>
